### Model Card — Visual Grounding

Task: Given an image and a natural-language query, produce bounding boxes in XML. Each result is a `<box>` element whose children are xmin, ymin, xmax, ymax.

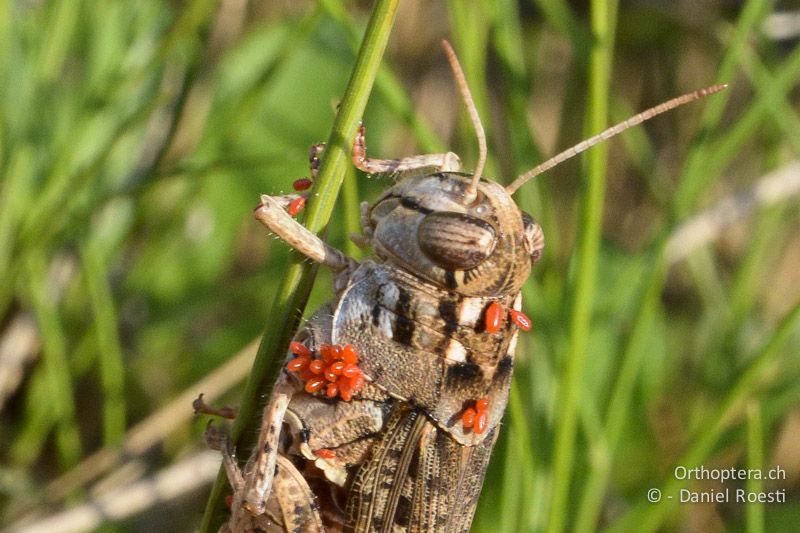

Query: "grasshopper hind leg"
<box><xmin>207</xmin><ymin>418</ymin><xmax>324</xmax><ymax>533</ymax></box>
<box><xmin>352</xmin><ymin>123</ymin><xmax>461</xmax><ymax>176</ymax></box>
<box><xmin>221</xmin><ymin>457</ymin><xmax>325</xmax><ymax>533</ymax></box>
<box><xmin>213</xmin><ymin>410</ymin><xmax>345</xmax><ymax>533</ymax></box>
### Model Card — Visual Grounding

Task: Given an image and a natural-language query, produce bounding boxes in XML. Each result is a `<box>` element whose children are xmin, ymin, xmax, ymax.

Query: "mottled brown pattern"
<box><xmin>335</xmin><ymin>261</ymin><xmax>517</xmax><ymax>446</ymax></box>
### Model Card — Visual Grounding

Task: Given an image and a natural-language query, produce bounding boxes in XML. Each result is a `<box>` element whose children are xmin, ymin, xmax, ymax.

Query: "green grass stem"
<box><xmin>547</xmin><ymin>2</ymin><xmax>618</xmax><ymax>532</ymax></box>
<box><xmin>746</xmin><ymin>401</ymin><xmax>765</xmax><ymax>533</ymax></box>
<box><xmin>81</xmin><ymin>242</ymin><xmax>127</xmax><ymax>446</ymax></box>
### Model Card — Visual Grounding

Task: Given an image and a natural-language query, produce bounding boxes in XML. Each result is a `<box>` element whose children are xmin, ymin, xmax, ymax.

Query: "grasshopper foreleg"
<box><xmin>254</xmin><ymin>194</ymin><xmax>354</xmax><ymax>274</ymax></box>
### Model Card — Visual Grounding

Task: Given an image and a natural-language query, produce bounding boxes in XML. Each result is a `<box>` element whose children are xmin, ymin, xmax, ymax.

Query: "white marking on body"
<box><xmin>315</xmin><ymin>457</ymin><xmax>348</xmax><ymax>487</ymax></box>
<box><xmin>506</xmin><ymin>294</ymin><xmax>523</xmax><ymax>355</ymax></box>
<box><xmin>506</xmin><ymin>331</ymin><xmax>519</xmax><ymax>359</ymax></box>
<box><xmin>458</xmin><ymin>298</ymin><xmax>485</xmax><ymax>326</ymax></box>
<box><xmin>445</xmin><ymin>339</ymin><xmax>467</xmax><ymax>362</ymax></box>
<box><xmin>377</xmin><ymin>308</ymin><xmax>394</xmax><ymax>339</ymax></box>
<box><xmin>300</xmin><ymin>442</ymin><xmax>315</xmax><ymax>461</ymax></box>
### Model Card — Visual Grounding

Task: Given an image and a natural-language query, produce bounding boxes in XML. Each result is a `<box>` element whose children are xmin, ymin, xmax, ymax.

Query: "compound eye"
<box><xmin>418</xmin><ymin>212</ymin><xmax>497</xmax><ymax>270</ymax></box>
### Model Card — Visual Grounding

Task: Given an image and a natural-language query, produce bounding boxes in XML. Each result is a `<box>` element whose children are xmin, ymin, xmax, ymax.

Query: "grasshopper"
<box><xmin>204</xmin><ymin>41</ymin><xmax>724</xmax><ymax>532</ymax></box>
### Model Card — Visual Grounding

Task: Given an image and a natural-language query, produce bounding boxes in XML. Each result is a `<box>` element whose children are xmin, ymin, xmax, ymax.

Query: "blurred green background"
<box><xmin>1</xmin><ymin>1</ymin><xmax>799</xmax><ymax>532</ymax></box>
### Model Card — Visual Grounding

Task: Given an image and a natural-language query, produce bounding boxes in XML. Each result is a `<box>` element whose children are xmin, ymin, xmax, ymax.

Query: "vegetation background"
<box><xmin>1</xmin><ymin>1</ymin><xmax>799</xmax><ymax>532</ymax></box>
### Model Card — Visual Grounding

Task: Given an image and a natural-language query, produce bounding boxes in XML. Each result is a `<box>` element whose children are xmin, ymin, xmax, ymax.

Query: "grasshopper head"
<box><xmin>366</xmin><ymin>171</ymin><xmax>543</xmax><ymax>297</ymax></box>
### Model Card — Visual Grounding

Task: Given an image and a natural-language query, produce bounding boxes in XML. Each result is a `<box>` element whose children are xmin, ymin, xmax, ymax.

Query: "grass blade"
<box><xmin>547</xmin><ymin>2</ymin><xmax>618</xmax><ymax>531</ymax></box>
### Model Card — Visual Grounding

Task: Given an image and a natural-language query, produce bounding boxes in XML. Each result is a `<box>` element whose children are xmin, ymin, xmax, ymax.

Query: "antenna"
<box><xmin>505</xmin><ymin>84</ymin><xmax>728</xmax><ymax>195</ymax></box>
<box><xmin>442</xmin><ymin>40</ymin><xmax>487</xmax><ymax>200</ymax></box>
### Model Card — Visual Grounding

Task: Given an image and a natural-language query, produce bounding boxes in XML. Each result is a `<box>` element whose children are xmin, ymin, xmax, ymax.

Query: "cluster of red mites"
<box><xmin>286</xmin><ymin>341</ymin><xmax>365</xmax><ymax>401</ymax></box>
<box><xmin>484</xmin><ymin>301</ymin><xmax>532</xmax><ymax>334</ymax></box>
<box><xmin>462</xmin><ymin>397</ymin><xmax>490</xmax><ymax>434</ymax></box>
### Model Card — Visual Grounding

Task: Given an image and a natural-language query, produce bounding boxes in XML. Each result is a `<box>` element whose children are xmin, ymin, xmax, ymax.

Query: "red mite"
<box><xmin>304</xmin><ymin>377</ymin><xmax>326</xmax><ymax>394</ymax></box>
<box><xmin>286</xmin><ymin>357</ymin><xmax>309</xmax><ymax>372</ymax></box>
<box><xmin>309</xmin><ymin>359</ymin><xmax>325</xmax><ymax>374</ymax></box>
<box><xmin>339</xmin><ymin>381</ymin><xmax>353</xmax><ymax>401</ymax></box>
<box><xmin>509</xmin><ymin>309</ymin><xmax>532</xmax><ymax>331</ymax></box>
<box><xmin>292</xmin><ymin>178</ymin><xmax>313</xmax><ymax>191</ymax></box>
<box><xmin>475</xmin><ymin>411</ymin><xmax>488</xmax><ymax>434</ymax></box>
<box><xmin>287</xmin><ymin>197</ymin><xmax>306</xmax><ymax>217</ymax></box>
<box><xmin>462</xmin><ymin>408</ymin><xmax>477</xmax><ymax>429</ymax></box>
<box><xmin>290</xmin><ymin>341</ymin><xmax>312</xmax><ymax>358</ymax></box>
<box><xmin>314</xmin><ymin>448</ymin><xmax>336</xmax><ymax>459</ymax></box>
<box><xmin>341</xmin><ymin>344</ymin><xmax>358</xmax><ymax>364</ymax></box>
<box><xmin>485</xmin><ymin>302</ymin><xmax>504</xmax><ymax>333</ymax></box>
